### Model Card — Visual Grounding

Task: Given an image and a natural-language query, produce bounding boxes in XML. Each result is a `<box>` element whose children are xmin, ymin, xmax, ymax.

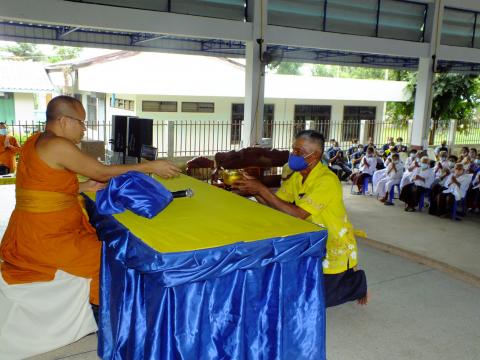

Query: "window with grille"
<box><xmin>230</xmin><ymin>104</ymin><xmax>275</xmax><ymax>144</ymax></box>
<box><xmin>112</xmin><ymin>97</ymin><xmax>136</xmax><ymax>111</ymax></box>
<box><xmin>87</xmin><ymin>96</ymin><xmax>97</xmax><ymax>125</ymax></box>
<box><xmin>342</xmin><ymin>106</ymin><xmax>376</xmax><ymax>141</ymax></box>
<box><xmin>293</xmin><ymin>105</ymin><xmax>331</xmax><ymax>137</ymax></box>
<box><xmin>181</xmin><ymin>102</ymin><xmax>214</xmax><ymax>113</ymax></box>
<box><xmin>142</xmin><ymin>101</ymin><xmax>177</xmax><ymax>112</ymax></box>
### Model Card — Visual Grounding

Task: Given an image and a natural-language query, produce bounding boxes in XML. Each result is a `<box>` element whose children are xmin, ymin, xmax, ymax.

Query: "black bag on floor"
<box><xmin>0</xmin><ymin>165</ymin><xmax>10</xmax><ymax>175</ymax></box>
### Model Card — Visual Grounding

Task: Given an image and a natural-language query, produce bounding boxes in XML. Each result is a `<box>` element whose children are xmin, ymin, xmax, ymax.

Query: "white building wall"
<box><xmin>13</xmin><ymin>93</ymin><xmax>35</xmax><ymax>124</ymax></box>
<box><xmin>102</xmin><ymin>94</ymin><xmax>386</xmax><ymax>156</ymax></box>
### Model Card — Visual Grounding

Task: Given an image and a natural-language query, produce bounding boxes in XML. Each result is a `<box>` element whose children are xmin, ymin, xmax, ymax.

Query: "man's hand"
<box><xmin>232</xmin><ymin>175</ymin><xmax>266</xmax><ymax>195</ymax></box>
<box><xmin>145</xmin><ymin>160</ymin><xmax>181</xmax><ymax>178</ymax></box>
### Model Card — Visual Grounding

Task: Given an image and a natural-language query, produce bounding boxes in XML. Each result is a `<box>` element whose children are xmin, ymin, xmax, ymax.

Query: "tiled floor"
<box><xmin>2</xmin><ymin>184</ymin><xmax>479</xmax><ymax>359</ymax></box>
<box><xmin>25</xmin><ymin>244</ymin><xmax>480</xmax><ymax>360</ymax></box>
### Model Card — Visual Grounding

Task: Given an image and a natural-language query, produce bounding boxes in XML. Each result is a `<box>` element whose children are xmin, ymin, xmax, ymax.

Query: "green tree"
<box><xmin>0</xmin><ymin>43</ymin><xmax>45</xmax><ymax>61</ymax></box>
<box><xmin>48</xmin><ymin>46</ymin><xmax>82</xmax><ymax>63</ymax></box>
<box><xmin>387</xmin><ymin>72</ymin><xmax>480</xmax><ymax>144</ymax></box>
<box><xmin>311</xmin><ymin>64</ymin><xmax>389</xmax><ymax>79</ymax></box>
<box><xmin>268</xmin><ymin>62</ymin><xmax>302</xmax><ymax>75</ymax></box>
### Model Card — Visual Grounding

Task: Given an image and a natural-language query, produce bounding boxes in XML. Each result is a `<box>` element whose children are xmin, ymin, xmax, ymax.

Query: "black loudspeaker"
<box><xmin>127</xmin><ymin>118</ymin><xmax>153</xmax><ymax>158</ymax></box>
<box><xmin>111</xmin><ymin>115</ymin><xmax>128</xmax><ymax>152</ymax></box>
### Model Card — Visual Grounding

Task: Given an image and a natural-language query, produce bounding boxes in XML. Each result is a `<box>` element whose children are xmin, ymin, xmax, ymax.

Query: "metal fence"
<box><xmin>6</xmin><ymin>119</ymin><xmax>480</xmax><ymax>160</ymax></box>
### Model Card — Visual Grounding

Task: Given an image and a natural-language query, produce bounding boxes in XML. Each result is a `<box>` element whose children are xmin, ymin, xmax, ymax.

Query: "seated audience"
<box><xmin>466</xmin><ymin>171</ymin><xmax>480</xmax><ymax>213</ymax></box>
<box><xmin>326</xmin><ymin>139</ymin><xmax>340</xmax><ymax>160</ymax></box>
<box><xmin>350</xmin><ymin>144</ymin><xmax>364</xmax><ymax>170</ymax></box>
<box><xmin>458</xmin><ymin>147</ymin><xmax>470</xmax><ymax>163</ymax></box>
<box><xmin>381</xmin><ymin>137</ymin><xmax>394</xmax><ymax>153</ymax></box>
<box><xmin>328</xmin><ymin>148</ymin><xmax>352</xmax><ymax>181</ymax></box>
<box><xmin>377</xmin><ymin>153</ymin><xmax>404</xmax><ymax>205</ymax></box>
<box><xmin>347</xmin><ymin>138</ymin><xmax>359</xmax><ymax>158</ymax></box>
<box><xmin>434</xmin><ymin>140</ymin><xmax>449</xmax><ymax>158</ymax></box>
<box><xmin>429</xmin><ymin>163</ymin><xmax>471</xmax><ymax>217</ymax></box>
<box><xmin>363</xmin><ymin>137</ymin><xmax>376</xmax><ymax>153</ymax></box>
<box><xmin>395</xmin><ymin>137</ymin><xmax>408</xmax><ymax>153</ymax></box>
<box><xmin>351</xmin><ymin>146</ymin><xmax>376</xmax><ymax>194</ymax></box>
<box><xmin>399</xmin><ymin>156</ymin><xmax>435</xmax><ymax>212</ymax></box>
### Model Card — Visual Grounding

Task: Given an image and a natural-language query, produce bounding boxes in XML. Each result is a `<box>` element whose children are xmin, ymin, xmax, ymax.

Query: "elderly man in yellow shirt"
<box><xmin>234</xmin><ymin>130</ymin><xmax>368</xmax><ymax>307</ymax></box>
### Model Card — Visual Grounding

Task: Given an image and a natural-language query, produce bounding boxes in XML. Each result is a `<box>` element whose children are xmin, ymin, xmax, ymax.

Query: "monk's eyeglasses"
<box><xmin>65</xmin><ymin>115</ymin><xmax>87</xmax><ymax>128</ymax></box>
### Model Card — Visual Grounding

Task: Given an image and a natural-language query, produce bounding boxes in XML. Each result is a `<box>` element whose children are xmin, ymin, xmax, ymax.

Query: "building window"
<box><xmin>293</xmin><ymin>105</ymin><xmax>331</xmax><ymax>136</ymax></box>
<box><xmin>342</xmin><ymin>106</ymin><xmax>376</xmax><ymax>141</ymax></box>
<box><xmin>181</xmin><ymin>102</ymin><xmax>214</xmax><ymax>113</ymax></box>
<box><xmin>230</xmin><ymin>104</ymin><xmax>275</xmax><ymax>145</ymax></box>
<box><xmin>112</xmin><ymin>97</ymin><xmax>135</xmax><ymax>111</ymax></box>
<box><xmin>87</xmin><ymin>96</ymin><xmax>97</xmax><ymax>124</ymax></box>
<box><xmin>142</xmin><ymin>101</ymin><xmax>177</xmax><ymax>112</ymax></box>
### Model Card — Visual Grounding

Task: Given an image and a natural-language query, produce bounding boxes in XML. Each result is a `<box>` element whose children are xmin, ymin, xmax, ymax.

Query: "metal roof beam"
<box><xmin>265</xmin><ymin>24</ymin><xmax>430</xmax><ymax>59</ymax></box>
<box><xmin>0</xmin><ymin>0</ymin><xmax>252</xmax><ymax>42</ymax></box>
<box><xmin>57</xmin><ymin>26</ymin><xmax>80</xmax><ymax>39</ymax></box>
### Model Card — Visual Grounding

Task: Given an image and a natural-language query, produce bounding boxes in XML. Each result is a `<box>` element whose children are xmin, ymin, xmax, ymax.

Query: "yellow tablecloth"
<box><xmin>0</xmin><ymin>176</ymin><xmax>15</xmax><ymax>185</ymax></box>
<box><xmin>87</xmin><ymin>174</ymin><xmax>321</xmax><ymax>253</ymax></box>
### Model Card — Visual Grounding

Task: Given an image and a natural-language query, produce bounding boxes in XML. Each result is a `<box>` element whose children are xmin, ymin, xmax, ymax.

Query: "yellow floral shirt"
<box><xmin>276</xmin><ymin>163</ymin><xmax>358</xmax><ymax>274</ymax></box>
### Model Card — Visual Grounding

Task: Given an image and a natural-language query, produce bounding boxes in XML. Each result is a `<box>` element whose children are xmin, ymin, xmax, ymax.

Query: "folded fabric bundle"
<box><xmin>95</xmin><ymin>171</ymin><xmax>173</xmax><ymax>218</ymax></box>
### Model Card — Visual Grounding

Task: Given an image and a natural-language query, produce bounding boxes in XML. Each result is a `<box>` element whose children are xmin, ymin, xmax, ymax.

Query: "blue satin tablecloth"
<box><xmin>85</xmin><ymin>175</ymin><xmax>327</xmax><ymax>360</ymax></box>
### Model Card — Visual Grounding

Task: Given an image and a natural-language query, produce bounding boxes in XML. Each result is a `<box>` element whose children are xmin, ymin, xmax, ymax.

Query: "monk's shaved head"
<box><xmin>46</xmin><ymin>96</ymin><xmax>84</xmax><ymax>123</ymax></box>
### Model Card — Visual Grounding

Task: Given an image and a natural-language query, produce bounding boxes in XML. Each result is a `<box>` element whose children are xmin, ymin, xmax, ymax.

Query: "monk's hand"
<box><xmin>148</xmin><ymin>160</ymin><xmax>182</xmax><ymax>179</ymax></box>
<box><xmin>80</xmin><ymin>180</ymin><xmax>107</xmax><ymax>193</ymax></box>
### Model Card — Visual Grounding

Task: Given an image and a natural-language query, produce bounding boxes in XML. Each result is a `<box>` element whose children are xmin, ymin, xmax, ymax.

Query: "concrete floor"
<box><xmin>1</xmin><ymin>184</ymin><xmax>479</xmax><ymax>360</ymax></box>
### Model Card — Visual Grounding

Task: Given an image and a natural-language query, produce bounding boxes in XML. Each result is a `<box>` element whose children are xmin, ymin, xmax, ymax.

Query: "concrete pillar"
<box><xmin>241</xmin><ymin>0</ymin><xmax>267</xmax><ymax>147</ymax></box>
<box><xmin>411</xmin><ymin>57</ymin><xmax>434</xmax><ymax>149</ymax></box>
<box><xmin>411</xmin><ymin>0</ymin><xmax>444</xmax><ymax>149</ymax></box>
<box><xmin>447</xmin><ymin>119</ymin><xmax>457</xmax><ymax>152</ymax></box>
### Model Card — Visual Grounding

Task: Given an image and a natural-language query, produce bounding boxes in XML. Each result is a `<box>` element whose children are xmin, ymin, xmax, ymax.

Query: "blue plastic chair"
<box><xmin>387</xmin><ymin>183</ymin><xmax>401</xmax><ymax>204</ymax></box>
<box><xmin>452</xmin><ymin>197</ymin><xmax>467</xmax><ymax>220</ymax></box>
<box><xmin>418</xmin><ymin>188</ymin><xmax>431</xmax><ymax>212</ymax></box>
<box><xmin>351</xmin><ymin>174</ymin><xmax>372</xmax><ymax>195</ymax></box>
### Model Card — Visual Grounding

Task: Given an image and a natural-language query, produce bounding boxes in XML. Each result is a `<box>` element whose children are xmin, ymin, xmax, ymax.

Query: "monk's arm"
<box><xmin>44</xmin><ymin>138</ymin><xmax>180</xmax><ymax>182</ymax></box>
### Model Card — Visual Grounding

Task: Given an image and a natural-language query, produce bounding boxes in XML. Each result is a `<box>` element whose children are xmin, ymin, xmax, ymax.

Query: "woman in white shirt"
<box><xmin>377</xmin><ymin>153</ymin><xmax>404</xmax><ymax>204</ymax></box>
<box><xmin>430</xmin><ymin>163</ymin><xmax>472</xmax><ymax>217</ymax></box>
<box><xmin>351</xmin><ymin>147</ymin><xmax>377</xmax><ymax>194</ymax></box>
<box><xmin>399</xmin><ymin>156</ymin><xmax>435</xmax><ymax>212</ymax></box>
<box><xmin>466</xmin><ymin>171</ymin><xmax>480</xmax><ymax>213</ymax></box>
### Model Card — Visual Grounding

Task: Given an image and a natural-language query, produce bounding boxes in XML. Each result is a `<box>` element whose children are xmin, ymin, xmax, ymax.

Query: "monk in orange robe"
<box><xmin>0</xmin><ymin>96</ymin><xmax>181</xmax><ymax>306</ymax></box>
<box><xmin>0</xmin><ymin>122</ymin><xmax>21</xmax><ymax>174</ymax></box>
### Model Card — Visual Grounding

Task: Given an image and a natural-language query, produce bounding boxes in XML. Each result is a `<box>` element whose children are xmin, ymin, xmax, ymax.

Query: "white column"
<box><xmin>241</xmin><ymin>0</ymin><xmax>267</xmax><ymax>147</ymax></box>
<box><xmin>411</xmin><ymin>0</ymin><xmax>444</xmax><ymax>149</ymax></box>
<box><xmin>411</xmin><ymin>57</ymin><xmax>434</xmax><ymax>149</ymax></box>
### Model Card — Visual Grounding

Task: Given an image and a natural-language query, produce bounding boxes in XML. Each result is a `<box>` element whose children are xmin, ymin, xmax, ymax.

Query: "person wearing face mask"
<box><xmin>377</xmin><ymin>153</ymin><xmax>404</xmax><ymax>204</ymax></box>
<box><xmin>458</xmin><ymin>147</ymin><xmax>470</xmax><ymax>163</ymax></box>
<box><xmin>326</xmin><ymin>139</ymin><xmax>339</xmax><ymax>160</ymax></box>
<box><xmin>0</xmin><ymin>122</ymin><xmax>21</xmax><ymax>175</ymax></box>
<box><xmin>434</xmin><ymin>151</ymin><xmax>449</xmax><ymax>178</ymax></box>
<box><xmin>464</xmin><ymin>148</ymin><xmax>478</xmax><ymax>173</ymax></box>
<box><xmin>351</xmin><ymin>147</ymin><xmax>377</xmax><ymax>194</ymax></box>
<box><xmin>434</xmin><ymin>140</ymin><xmax>449</xmax><ymax>159</ymax></box>
<box><xmin>395</xmin><ymin>137</ymin><xmax>407</xmax><ymax>153</ymax></box>
<box><xmin>399</xmin><ymin>156</ymin><xmax>435</xmax><ymax>212</ymax></box>
<box><xmin>466</xmin><ymin>170</ymin><xmax>480</xmax><ymax>213</ymax></box>
<box><xmin>399</xmin><ymin>149</ymin><xmax>418</xmax><ymax>189</ymax></box>
<box><xmin>429</xmin><ymin>163</ymin><xmax>471</xmax><ymax>217</ymax></box>
<box><xmin>350</xmin><ymin>144</ymin><xmax>364</xmax><ymax>170</ymax></box>
<box><xmin>233</xmin><ymin>130</ymin><xmax>368</xmax><ymax>307</ymax></box>
<box><xmin>372</xmin><ymin>147</ymin><xmax>400</xmax><ymax>195</ymax></box>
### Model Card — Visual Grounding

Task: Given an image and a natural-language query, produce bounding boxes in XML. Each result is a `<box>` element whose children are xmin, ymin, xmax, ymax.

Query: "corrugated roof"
<box><xmin>0</xmin><ymin>60</ymin><xmax>55</xmax><ymax>93</ymax></box>
<box><xmin>49</xmin><ymin>52</ymin><xmax>409</xmax><ymax>101</ymax></box>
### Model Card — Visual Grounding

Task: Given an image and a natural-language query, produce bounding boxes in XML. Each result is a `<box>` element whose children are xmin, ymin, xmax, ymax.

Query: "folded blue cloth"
<box><xmin>95</xmin><ymin>171</ymin><xmax>173</xmax><ymax>218</ymax></box>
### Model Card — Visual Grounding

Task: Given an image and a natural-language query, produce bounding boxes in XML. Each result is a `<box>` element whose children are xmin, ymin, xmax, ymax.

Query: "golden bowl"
<box><xmin>222</xmin><ymin>170</ymin><xmax>242</xmax><ymax>186</ymax></box>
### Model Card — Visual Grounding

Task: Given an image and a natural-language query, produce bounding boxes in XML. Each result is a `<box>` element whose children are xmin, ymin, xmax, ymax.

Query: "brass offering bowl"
<box><xmin>222</xmin><ymin>169</ymin><xmax>242</xmax><ymax>186</ymax></box>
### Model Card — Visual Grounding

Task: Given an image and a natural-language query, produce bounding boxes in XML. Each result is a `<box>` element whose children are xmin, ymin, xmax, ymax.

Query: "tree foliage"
<box><xmin>268</xmin><ymin>61</ymin><xmax>302</xmax><ymax>75</ymax></box>
<box><xmin>1</xmin><ymin>43</ymin><xmax>45</xmax><ymax>61</ymax></box>
<box><xmin>47</xmin><ymin>46</ymin><xmax>82</xmax><ymax>63</ymax></box>
<box><xmin>0</xmin><ymin>43</ymin><xmax>82</xmax><ymax>63</ymax></box>
<box><xmin>387</xmin><ymin>72</ymin><xmax>480</xmax><ymax>129</ymax></box>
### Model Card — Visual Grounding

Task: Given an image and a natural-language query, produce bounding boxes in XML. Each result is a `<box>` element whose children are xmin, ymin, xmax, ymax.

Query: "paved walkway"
<box><xmin>343</xmin><ymin>184</ymin><xmax>480</xmax><ymax>282</ymax></box>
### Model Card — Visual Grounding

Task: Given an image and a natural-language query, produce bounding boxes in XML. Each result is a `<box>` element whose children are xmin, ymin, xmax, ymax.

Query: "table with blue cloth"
<box><xmin>84</xmin><ymin>174</ymin><xmax>327</xmax><ymax>360</ymax></box>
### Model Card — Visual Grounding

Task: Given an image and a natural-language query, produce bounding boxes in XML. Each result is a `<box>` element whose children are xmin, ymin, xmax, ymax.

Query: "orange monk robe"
<box><xmin>0</xmin><ymin>134</ymin><xmax>20</xmax><ymax>173</ymax></box>
<box><xmin>0</xmin><ymin>133</ymin><xmax>101</xmax><ymax>305</ymax></box>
